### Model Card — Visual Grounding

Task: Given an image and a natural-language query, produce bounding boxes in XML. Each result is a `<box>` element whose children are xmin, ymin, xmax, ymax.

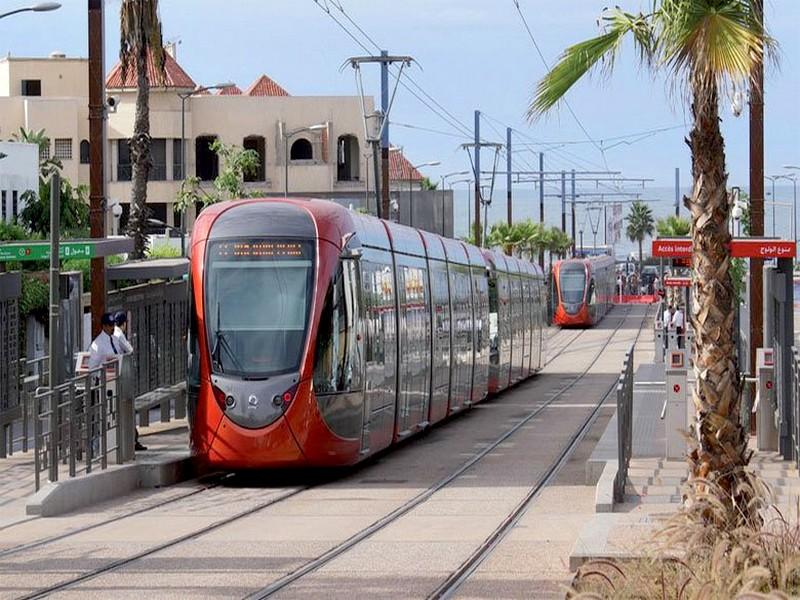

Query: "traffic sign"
<box><xmin>673</xmin><ymin>384</ymin><xmax>681</xmax><ymax>393</ymax></box>
<box><xmin>0</xmin><ymin>242</ymin><xmax>96</xmax><ymax>262</ymax></box>
<box><xmin>766</xmin><ymin>381</ymin><xmax>773</xmax><ymax>390</ymax></box>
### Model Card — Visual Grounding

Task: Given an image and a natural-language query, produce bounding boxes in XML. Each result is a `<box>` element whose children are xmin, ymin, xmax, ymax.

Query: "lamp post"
<box><xmin>773</xmin><ymin>174</ymin><xmax>797</xmax><ymax>247</ymax></box>
<box><xmin>439</xmin><ymin>171</ymin><xmax>470</xmax><ymax>237</ymax></box>
<box><xmin>178</xmin><ymin>82</ymin><xmax>234</xmax><ymax>231</ymax></box>
<box><xmin>407</xmin><ymin>160</ymin><xmax>440</xmax><ymax>228</ymax></box>
<box><xmin>283</xmin><ymin>124</ymin><xmax>326</xmax><ymax>198</ymax></box>
<box><xmin>148</xmin><ymin>218</ymin><xmax>185</xmax><ymax>257</ymax></box>
<box><xmin>764</xmin><ymin>175</ymin><xmax>778</xmax><ymax>236</ymax></box>
<box><xmin>0</xmin><ymin>2</ymin><xmax>60</xmax><ymax>19</ymax></box>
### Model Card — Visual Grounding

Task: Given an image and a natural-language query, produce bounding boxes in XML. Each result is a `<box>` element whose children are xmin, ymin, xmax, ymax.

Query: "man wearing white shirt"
<box><xmin>671</xmin><ymin>306</ymin><xmax>686</xmax><ymax>348</ymax></box>
<box><xmin>88</xmin><ymin>312</ymin><xmax>120</xmax><ymax>369</ymax></box>
<box><xmin>662</xmin><ymin>305</ymin><xmax>673</xmax><ymax>352</ymax></box>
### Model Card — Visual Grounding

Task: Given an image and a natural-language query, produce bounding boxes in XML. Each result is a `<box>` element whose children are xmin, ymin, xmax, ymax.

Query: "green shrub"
<box><xmin>147</xmin><ymin>243</ymin><xmax>180</xmax><ymax>259</ymax></box>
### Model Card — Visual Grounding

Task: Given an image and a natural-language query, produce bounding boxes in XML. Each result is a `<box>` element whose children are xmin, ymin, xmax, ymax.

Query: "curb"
<box><xmin>26</xmin><ymin>454</ymin><xmax>198</xmax><ymax>517</ymax></box>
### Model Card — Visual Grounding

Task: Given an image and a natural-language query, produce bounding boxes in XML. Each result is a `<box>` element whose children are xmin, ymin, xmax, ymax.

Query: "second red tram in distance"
<box><xmin>186</xmin><ymin>198</ymin><xmax>548</xmax><ymax>469</ymax></box>
<box><xmin>552</xmin><ymin>255</ymin><xmax>615</xmax><ymax>327</ymax></box>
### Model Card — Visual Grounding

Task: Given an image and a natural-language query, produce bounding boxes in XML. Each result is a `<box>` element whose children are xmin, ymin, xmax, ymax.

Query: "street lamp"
<box><xmin>764</xmin><ymin>175</ymin><xmax>778</xmax><ymax>236</ymax></box>
<box><xmin>148</xmin><ymin>217</ymin><xmax>186</xmax><ymax>257</ymax></box>
<box><xmin>407</xmin><ymin>160</ymin><xmax>440</xmax><ymax>228</ymax></box>
<box><xmin>775</xmin><ymin>173</ymin><xmax>798</xmax><ymax>249</ymax></box>
<box><xmin>283</xmin><ymin>124</ymin><xmax>326</xmax><ymax>198</ymax></box>
<box><xmin>177</xmin><ymin>82</ymin><xmax>235</xmax><ymax>232</ymax></box>
<box><xmin>0</xmin><ymin>2</ymin><xmax>60</xmax><ymax>19</ymax></box>
<box><xmin>439</xmin><ymin>171</ymin><xmax>470</xmax><ymax>237</ymax></box>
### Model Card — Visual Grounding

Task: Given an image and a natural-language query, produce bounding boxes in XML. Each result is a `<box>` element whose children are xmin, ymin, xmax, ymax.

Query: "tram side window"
<box><xmin>314</xmin><ymin>261</ymin><xmax>361</xmax><ymax>394</ymax></box>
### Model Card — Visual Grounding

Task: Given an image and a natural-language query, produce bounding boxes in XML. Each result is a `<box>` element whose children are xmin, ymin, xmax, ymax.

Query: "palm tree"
<box><xmin>529</xmin><ymin>1</ymin><xmax>775</xmax><ymax>523</ymax></box>
<box><xmin>656</xmin><ymin>214</ymin><xmax>692</xmax><ymax>237</ymax></box>
<box><xmin>119</xmin><ymin>0</ymin><xmax>166</xmax><ymax>259</ymax></box>
<box><xmin>625</xmin><ymin>201</ymin><xmax>655</xmax><ymax>273</ymax></box>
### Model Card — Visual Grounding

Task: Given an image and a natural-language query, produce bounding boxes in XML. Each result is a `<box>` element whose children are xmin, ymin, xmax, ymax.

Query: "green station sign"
<box><xmin>0</xmin><ymin>242</ymin><xmax>97</xmax><ymax>262</ymax></box>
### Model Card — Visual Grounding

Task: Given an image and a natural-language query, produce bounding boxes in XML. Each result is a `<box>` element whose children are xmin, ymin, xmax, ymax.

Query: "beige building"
<box><xmin>0</xmin><ymin>49</ymin><xmax>379</xmax><ymax>230</ymax></box>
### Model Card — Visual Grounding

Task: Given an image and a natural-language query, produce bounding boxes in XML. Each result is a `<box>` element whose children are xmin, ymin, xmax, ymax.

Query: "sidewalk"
<box><xmin>572</xmin><ymin>332</ymin><xmax>800</xmax><ymax>568</ymax></box>
<box><xmin>0</xmin><ymin>419</ymin><xmax>190</xmax><ymax>526</ymax></box>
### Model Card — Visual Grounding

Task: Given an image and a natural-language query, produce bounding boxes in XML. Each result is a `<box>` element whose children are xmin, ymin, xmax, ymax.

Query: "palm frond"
<box><xmin>657</xmin><ymin>0</ymin><xmax>776</xmax><ymax>91</ymax></box>
<box><xmin>528</xmin><ymin>9</ymin><xmax>654</xmax><ymax>120</ymax></box>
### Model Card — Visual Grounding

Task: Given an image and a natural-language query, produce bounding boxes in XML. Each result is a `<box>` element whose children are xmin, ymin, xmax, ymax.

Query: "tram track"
<box><xmin>242</xmin><ymin>306</ymin><xmax>641</xmax><ymax>599</ymax></box>
<box><xmin>9</xmin><ymin>310</ymin><xmax>636</xmax><ymax>600</ymax></box>
<box><xmin>427</xmin><ymin>306</ymin><xmax>649</xmax><ymax>599</ymax></box>
<box><xmin>0</xmin><ymin>472</ymin><xmax>234</xmax><ymax>560</ymax></box>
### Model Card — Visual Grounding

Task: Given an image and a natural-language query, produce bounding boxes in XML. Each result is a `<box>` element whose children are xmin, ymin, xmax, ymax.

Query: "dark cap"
<box><xmin>101</xmin><ymin>312</ymin><xmax>115</xmax><ymax>326</ymax></box>
<box><xmin>113</xmin><ymin>311</ymin><xmax>127</xmax><ymax>326</ymax></box>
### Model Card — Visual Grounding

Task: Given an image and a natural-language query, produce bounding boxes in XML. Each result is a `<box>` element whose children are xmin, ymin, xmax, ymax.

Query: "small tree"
<box><xmin>175</xmin><ymin>140</ymin><xmax>260</xmax><ymax>212</ymax></box>
<box><xmin>19</xmin><ymin>178</ymin><xmax>89</xmax><ymax>237</ymax></box>
<box><xmin>656</xmin><ymin>214</ymin><xmax>691</xmax><ymax>237</ymax></box>
<box><xmin>625</xmin><ymin>201</ymin><xmax>655</xmax><ymax>273</ymax></box>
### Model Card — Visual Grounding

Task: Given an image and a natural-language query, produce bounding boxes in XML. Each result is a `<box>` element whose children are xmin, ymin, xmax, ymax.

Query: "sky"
<box><xmin>1</xmin><ymin>0</ymin><xmax>798</xmax><ymax>192</ymax></box>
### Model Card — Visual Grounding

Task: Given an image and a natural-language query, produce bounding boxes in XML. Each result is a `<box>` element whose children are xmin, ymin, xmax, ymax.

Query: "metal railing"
<box><xmin>32</xmin><ymin>358</ymin><xmax>135</xmax><ymax>491</ymax></box>
<box><xmin>792</xmin><ymin>347</ymin><xmax>800</xmax><ymax>470</ymax></box>
<box><xmin>614</xmin><ymin>345</ymin><xmax>635</xmax><ymax>504</ymax></box>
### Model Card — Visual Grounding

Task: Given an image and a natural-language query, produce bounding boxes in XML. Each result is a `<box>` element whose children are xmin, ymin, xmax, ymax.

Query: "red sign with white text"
<box><xmin>664</xmin><ymin>276</ymin><xmax>691</xmax><ymax>287</ymax></box>
<box><xmin>652</xmin><ymin>238</ymin><xmax>796</xmax><ymax>259</ymax></box>
<box><xmin>652</xmin><ymin>238</ymin><xmax>692</xmax><ymax>258</ymax></box>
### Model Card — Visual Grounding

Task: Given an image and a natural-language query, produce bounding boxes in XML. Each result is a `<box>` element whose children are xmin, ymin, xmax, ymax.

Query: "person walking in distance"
<box><xmin>671</xmin><ymin>305</ymin><xmax>686</xmax><ymax>349</ymax></box>
<box><xmin>113</xmin><ymin>311</ymin><xmax>147</xmax><ymax>451</ymax></box>
<box><xmin>662</xmin><ymin>304</ymin><xmax>674</xmax><ymax>353</ymax></box>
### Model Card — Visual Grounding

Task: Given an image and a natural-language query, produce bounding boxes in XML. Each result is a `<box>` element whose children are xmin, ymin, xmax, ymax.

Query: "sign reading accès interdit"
<box><xmin>0</xmin><ymin>242</ymin><xmax>96</xmax><ymax>262</ymax></box>
<box><xmin>652</xmin><ymin>238</ymin><xmax>796</xmax><ymax>259</ymax></box>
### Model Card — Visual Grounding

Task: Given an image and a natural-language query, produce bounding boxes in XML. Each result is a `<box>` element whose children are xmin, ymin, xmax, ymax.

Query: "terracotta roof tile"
<box><xmin>218</xmin><ymin>85</ymin><xmax>242</xmax><ymax>95</ymax></box>
<box><xmin>106</xmin><ymin>50</ymin><xmax>196</xmax><ymax>89</ymax></box>
<box><xmin>389</xmin><ymin>149</ymin><xmax>423</xmax><ymax>182</ymax></box>
<box><xmin>245</xmin><ymin>74</ymin><xmax>290</xmax><ymax>97</ymax></box>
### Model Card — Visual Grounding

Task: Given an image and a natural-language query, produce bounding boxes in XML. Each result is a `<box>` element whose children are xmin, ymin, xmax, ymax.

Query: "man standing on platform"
<box><xmin>113</xmin><ymin>311</ymin><xmax>146</xmax><ymax>451</ymax></box>
<box><xmin>671</xmin><ymin>305</ymin><xmax>686</xmax><ymax>349</ymax></box>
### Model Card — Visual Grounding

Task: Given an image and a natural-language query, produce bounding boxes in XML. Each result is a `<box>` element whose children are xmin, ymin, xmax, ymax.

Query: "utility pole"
<box><xmin>750</xmin><ymin>0</ymin><xmax>765</xmax><ymax>381</ymax></box>
<box><xmin>380</xmin><ymin>50</ymin><xmax>390</xmax><ymax>220</ymax></box>
<box><xmin>571</xmin><ymin>169</ymin><xmax>576</xmax><ymax>254</ymax></box>
<box><xmin>49</xmin><ymin>172</ymin><xmax>61</xmax><ymax>387</ymax></box>
<box><xmin>88</xmin><ymin>0</ymin><xmax>106</xmax><ymax>337</ymax></box>
<box><xmin>474</xmin><ymin>110</ymin><xmax>481</xmax><ymax>246</ymax></box>
<box><xmin>674</xmin><ymin>167</ymin><xmax>680</xmax><ymax>217</ymax></box>
<box><xmin>506</xmin><ymin>127</ymin><xmax>512</xmax><ymax>225</ymax></box>
<box><xmin>560</xmin><ymin>170</ymin><xmax>566</xmax><ymax>233</ymax></box>
<box><xmin>539</xmin><ymin>153</ymin><xmax>545</xmax><ymax>226</ymax></box>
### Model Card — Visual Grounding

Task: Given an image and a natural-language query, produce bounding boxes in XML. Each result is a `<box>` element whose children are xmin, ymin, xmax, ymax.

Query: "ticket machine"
<box><xmin>664</xmin><ymin>350</ymin><xmax>689</xmax><ymax>460</ymax></box>
<box><xmin>755</xmin><ymin>348</ymin><xmax>778</xmax><ymax>451</ymax></box>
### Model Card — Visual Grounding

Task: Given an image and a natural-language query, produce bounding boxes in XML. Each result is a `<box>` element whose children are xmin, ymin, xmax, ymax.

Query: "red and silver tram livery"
<box><xmin>187</xmin><ymin>199</ymin><xmax>548</xmax><ymax>469</ymax></box>
<box><xmin>552</xmin><ymin>255</ymin><xmax>615</xmax><ymax>327</ymax></box>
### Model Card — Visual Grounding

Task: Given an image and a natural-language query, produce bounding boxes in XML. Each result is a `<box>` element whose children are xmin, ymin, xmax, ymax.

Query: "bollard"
<box><xmin>655</xmin><ymin>323</ymin><xmax>665</xmax><ymax>363</ymax></box>
<box><xmin>664</xmin><ymin>350</ymin><xmax>688</xmax><ymax>460</ymax></box>
<box><xmin>755</xmin><ymin>348</ymin><xmax>779</xmax><ymax>451</ymax></box>
<box><xmin>667</xmin><ymin>329</ymin><xmax>678</xmax><ymax>351</ymax></box>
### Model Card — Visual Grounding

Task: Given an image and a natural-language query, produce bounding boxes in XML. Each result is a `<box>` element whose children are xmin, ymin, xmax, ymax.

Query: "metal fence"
<box><xmin>107</xmin><ymin>280</ymin><xmax>188</xmax><ymax>399</ymax></box>
<box><xmin>31</xmin><ymin>358</ymin><xmax>135</xmax><ymax>491</ymax></box>
<box><xmin>614</xmin><ymin>345</ymin><xmax>635</xmax><ymax>504</ymax></box>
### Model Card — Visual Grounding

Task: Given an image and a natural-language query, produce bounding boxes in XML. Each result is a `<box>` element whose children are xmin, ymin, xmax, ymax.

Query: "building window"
<box><xmin>1</xmin><ymin>191</ymin><xmax>6</xmax><ymax>222</ymax></box>
<box><xmin>195</xmin><ymin>135</ymin><xmax>218</xmax><ymax>181</ymax></box>
<box><xmin>79</xmin><ymin>140</ymin><xmax>90</xmax><ymax>164</ymax></box>
<box><xmin>21</xmin><ymin>79</ymin><xmax>41</xmax><ymax>96</ymax></box>
<box><xmin>243</xmin><ymin>135</ymin><xmax>265</xmax><ymax>182</ymax></box>
<box><xmin>117</xmin><ymin>139</ymin><xmax>132</xmax><ymax>181</ymax></box>
<box><xmin>12</xmin><ymin>191</ymin><xmax>18</xmax><ymax>220</ymax></box>
<box><xmin>172</xmin><ymin>139</ymin><xmax>184</xmax><ymax>180</ymax></box>
<box><xmin>54</xmin><ymin>138</ymin><xmax>72</xmax><ymax>160</ymax></box>
<box><xmin>39</xmin><ymin>142</ymin><xmax>50</xmax><ymax>162</ymax></box>
<box><xmin>290</xmin><ymin>138</ymin><xmax>313</xmax><ymax>161</ymax></box>
<box><xmin>337</xmin><ymin>135</ymin><xmax>360</xmax><ymax>182</ymax></box>
<box><xmin>150</xmin><ymin>138</ymin><xmax>167</xmax><ymax>181</ymax></box>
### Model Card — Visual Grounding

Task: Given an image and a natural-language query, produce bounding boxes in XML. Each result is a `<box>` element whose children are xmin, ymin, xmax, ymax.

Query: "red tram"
<box><xmin>552</xmin><ymin>255</ymin><xmax>615</xmax><ymax>327</ymax></box>
<box><xmin>187</xmin><ymin>198</ymin><xmax>548</xmax><ymax>469</ymax></box>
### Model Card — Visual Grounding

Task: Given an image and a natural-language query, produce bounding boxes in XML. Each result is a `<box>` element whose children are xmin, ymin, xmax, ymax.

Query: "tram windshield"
<box><xmin>205</xmin><ymin>239</ymin><xmax>314</xmax><ymax>378</ymax></box>
<box><xmin>559</xmin><ymin>264</ymin><xmax>587</xmax><ymax>304</ymax></box>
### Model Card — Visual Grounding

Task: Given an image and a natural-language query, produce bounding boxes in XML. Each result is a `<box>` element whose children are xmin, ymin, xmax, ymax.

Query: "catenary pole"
<box><xmin>380</xmin><ymin>50</ymin><xmax>390</xmax><ymax>220</ymax></box>
<box><xmin>571</xmin><ymin>169</ymin><xmax>576</xmax><ymax>255</ymax></box>
<box><xmin>88</xmin><ymin>0</ymin><xmax>105</xmax><ymax>337</ymax></box>
<box><xmin>507</xmin><ymin>127</ymin><xmax>512</xmax><ymax>225</ymax></box>
<box><xmin>474</xmin><ymin>110</ymin><xmax>481</xmax><ymax>246</ymax></box>
<box><xmin>750</xmin><ymin>0</ymin><xmax>764</xmax><ymax>384</ymax></box>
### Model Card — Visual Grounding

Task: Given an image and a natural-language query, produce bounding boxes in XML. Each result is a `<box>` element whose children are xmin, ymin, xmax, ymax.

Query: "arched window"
<box><xmin>243</xmin><ymin>135</ymin><xmax>266</xmax><ymax>182</ymax></box>
<box><xmin>195</xmin><ymin>135</ymin><xmax>219</xmax><ymax>181</ymax></box>
<box><xmin>290</xmin><ymin>138</ymin><xmax>313</xmax><ymax>161</ymax></box>
<box><xmin>79</xmin><ymin>140</ymin><xmax>90</xmax><ymax>164</ymax></box>
<box><xmin>336</xmin><ymin>135</ymin><xmax>360</xmax><ymax>182</ymax></box>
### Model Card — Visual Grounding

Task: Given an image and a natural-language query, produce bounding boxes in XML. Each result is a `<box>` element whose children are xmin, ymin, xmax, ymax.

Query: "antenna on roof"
<box><xmin>164</xmin><ymin>37</ymin><xmax>181</xmax><ymax>59</ymax></box>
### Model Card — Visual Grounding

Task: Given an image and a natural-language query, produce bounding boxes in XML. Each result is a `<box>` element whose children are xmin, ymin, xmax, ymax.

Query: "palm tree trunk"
<box><xmin>686</xmin><ymin>71</ymin><xmax>751</xmax><ymax>524</ymax></box>
<box><xmin>127</xmin><ymin>47</ymin><xmax>152</xmax><ymax>259</ymax></box>
<box><xmin>638</xmin><ymin>238</ymin><xmax>643</xmax><ymax>275</ymax></box>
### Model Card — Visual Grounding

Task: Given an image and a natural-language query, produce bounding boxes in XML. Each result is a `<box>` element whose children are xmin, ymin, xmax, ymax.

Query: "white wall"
<box><xmin>0</xmin><ymin>141</ymin><xmax>38</xmax><ymax>222</ymax></box>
